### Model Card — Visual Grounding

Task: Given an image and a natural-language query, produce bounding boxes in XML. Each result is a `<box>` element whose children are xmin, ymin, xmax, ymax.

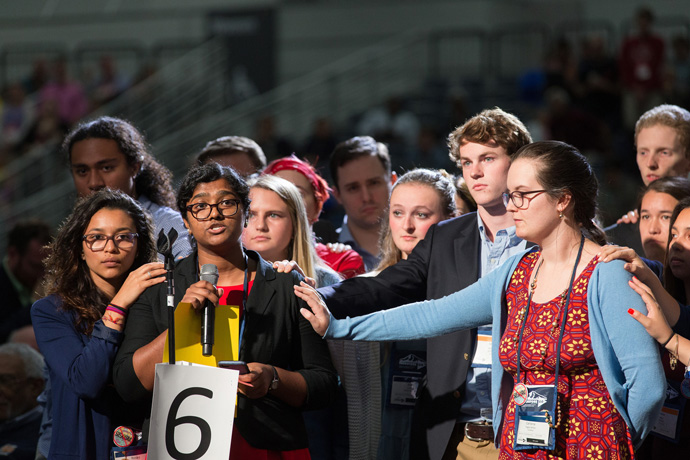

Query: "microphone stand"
<box><xmin>157</xmin><ymin>229</ymin><xmax>178</xmax><ymax>365</ymax></box>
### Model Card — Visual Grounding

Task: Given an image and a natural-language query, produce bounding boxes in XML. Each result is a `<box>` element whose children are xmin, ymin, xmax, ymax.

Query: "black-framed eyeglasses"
<box><xmin>502</xmin><ymin>190</ymin><xmax>548</xmax><ymax>209</ymax></box>
<box><xmin>82</xmin><ymin>232</ymin><xmax>138</xmax><ymax>251</ymax></box>
<box><xmin>186</xmin><ymin>199</ymin><xmax>240</xmax><ymax>221</ymax></box>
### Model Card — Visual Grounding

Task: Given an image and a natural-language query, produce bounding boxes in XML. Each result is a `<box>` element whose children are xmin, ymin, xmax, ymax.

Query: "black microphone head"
<box><xmin>156</xmin><ymin>229</ymin><xmax>179</xmax><ymax>266</ymax></box>
<box><xmin>200</xmin><ymin>264</ymin><xmax>219</xmax><ymax>285</ymax></box>
<box><xmin>156</xmin><ymin>229</ymin><xmax>169</xmax><ymax>255</ymax></box>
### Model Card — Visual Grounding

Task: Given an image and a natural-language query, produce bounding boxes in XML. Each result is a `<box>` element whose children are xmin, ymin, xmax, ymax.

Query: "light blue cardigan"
<box><xmin>325</xmin><ymin>249</ymin><xmax>666</xmax><ymax>448</ymax></box>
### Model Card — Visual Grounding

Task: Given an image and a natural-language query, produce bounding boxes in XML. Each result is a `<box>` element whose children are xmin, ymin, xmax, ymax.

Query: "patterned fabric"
<box><xmin>498</xmin><ymin>251</ymin><xmax>635</xmax><ymax>460</ymax></box>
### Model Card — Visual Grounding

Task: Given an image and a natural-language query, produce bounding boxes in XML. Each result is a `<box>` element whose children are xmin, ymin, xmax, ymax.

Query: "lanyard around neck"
<box><xmin>515</xmin><ymin>235</ymin><xmax>585</xmax><ymax>385</ymax></box>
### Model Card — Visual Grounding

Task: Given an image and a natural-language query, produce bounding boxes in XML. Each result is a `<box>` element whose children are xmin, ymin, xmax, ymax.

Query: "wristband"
<box><xmin>106</xmin><ymin>304</ymin><xmax>127</xmax><ymax>316</ymax></box>
<box><xmin>661</xmin><ymin>332</ymin><xmax>675</xmax><ymax>348</ymax></box>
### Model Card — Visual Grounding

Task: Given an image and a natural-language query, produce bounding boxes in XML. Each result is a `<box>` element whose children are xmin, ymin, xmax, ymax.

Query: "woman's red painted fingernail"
<box><xmin>628</xmin><ymin>308</ymin><xmax>634</xmax><ymax>315</ymax></box>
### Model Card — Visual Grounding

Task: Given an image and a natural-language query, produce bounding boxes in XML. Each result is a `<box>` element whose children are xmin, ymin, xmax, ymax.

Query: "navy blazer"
<box><xmin>31</xmin><ymin>295</ymin><xmax>124</xmax><ymax>460</ymax></box>
<box><xmin>320</xmin><ymin>212</ymin><xmax>487</xmax><ymax>460</ymax></box>
<box><xmin>113</xmin><ymin>250</ymin><xmax>337</xmax><ymax>451</ymax></box>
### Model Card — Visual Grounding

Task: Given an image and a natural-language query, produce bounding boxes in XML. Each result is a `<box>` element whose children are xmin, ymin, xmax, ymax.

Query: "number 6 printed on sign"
<box><xmin>148</xmin><ymin>363</ymin><xmax>239</xmax><ymax>460</ymax></box>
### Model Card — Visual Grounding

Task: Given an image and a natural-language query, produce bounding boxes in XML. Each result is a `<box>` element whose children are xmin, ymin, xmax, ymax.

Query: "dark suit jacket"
<box><xmin>113</xmin><ymin>250</ymin><xmax>337</xmax><ymax>451</ymax></box>
<box><xmin>320</xmin><ymin>212</ymin><xmax>486</xmax><ymax>460</ymax></box>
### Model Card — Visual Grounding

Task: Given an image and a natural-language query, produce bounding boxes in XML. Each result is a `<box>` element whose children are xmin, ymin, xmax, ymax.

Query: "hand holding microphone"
<box><xmin>180</xmin><ymin>265</ymin><xmax>221</xmax><ymax>356</ymax></box>
<box><xmin>200</xmin><ymin>264</ymin><xmax>219</xmax><ymax>356</ymax></box>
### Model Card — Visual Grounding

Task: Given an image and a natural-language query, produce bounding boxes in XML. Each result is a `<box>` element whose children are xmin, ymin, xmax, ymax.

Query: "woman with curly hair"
<box><xmin>31</xmin><ymin>188</ymin><xmax>165</xmax><ymax>460</ymax></box>
<box><xmin>63</xmin><ymin>116</ymin><xmax>191</xmax><ymax>259</ymax></box>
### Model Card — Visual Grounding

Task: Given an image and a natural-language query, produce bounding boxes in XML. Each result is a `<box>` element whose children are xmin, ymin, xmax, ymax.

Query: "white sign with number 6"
<box><xmin>148</xmin><ymin>362</ymin><xmax>239</xmax><ymax>460</ymax></box>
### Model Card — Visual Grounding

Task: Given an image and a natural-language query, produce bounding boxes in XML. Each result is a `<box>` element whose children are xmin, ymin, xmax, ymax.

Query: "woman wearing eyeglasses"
<box><xmin>30</xmin><ymin>189</ymin><xmax>165</xmax><ymax>460</ymax></box>
<box><xmin>297</xmin><ymin>141</ymin><xmax>666</xmax><ymax>458</ymax></box>
<box><xmin>113</xmin><ymin>163</ymin><xmax>337</xmax><ymax>459</ymax></box>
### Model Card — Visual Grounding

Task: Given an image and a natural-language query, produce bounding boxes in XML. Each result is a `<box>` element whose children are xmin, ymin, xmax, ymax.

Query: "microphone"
<box><xmin>200</xmin><ymin>264</ymin><xmax>219</xmax><ymax>356</ymax></box>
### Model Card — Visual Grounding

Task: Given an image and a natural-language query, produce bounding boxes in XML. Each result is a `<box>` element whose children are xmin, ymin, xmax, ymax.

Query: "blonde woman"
<box><xmin>243</xmin><ymin>174</ymin><xmax>340</xmax><ymax>287</ymax></box>
<box><xmin>242</xmin><ymin>174</ymin><xmax>341</xmax><ymax>459</ymax></box>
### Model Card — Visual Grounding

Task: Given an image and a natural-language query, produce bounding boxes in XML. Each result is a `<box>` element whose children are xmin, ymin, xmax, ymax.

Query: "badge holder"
<box><xmin>512</xmin><ymin>236</ymin><xmax>584</xmax><ymax>451</ymax></box>
<box><xmin>651</xmin><ymin>377</ymin><xmax>688</xmax><ymax>442</ymax></box>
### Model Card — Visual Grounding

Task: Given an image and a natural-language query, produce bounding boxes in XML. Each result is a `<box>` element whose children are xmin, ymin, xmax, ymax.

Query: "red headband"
<box><xmin>263</xmin><ymin>155</ymin><xmax>331</xmax><ymax>208</ymax></box>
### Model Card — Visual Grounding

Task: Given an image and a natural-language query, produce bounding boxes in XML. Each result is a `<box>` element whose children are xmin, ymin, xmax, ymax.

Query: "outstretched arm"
<box><xmin>297</xmin><ymin>266</ymin><xmax>499</xmax><ymax>341</ymax></box>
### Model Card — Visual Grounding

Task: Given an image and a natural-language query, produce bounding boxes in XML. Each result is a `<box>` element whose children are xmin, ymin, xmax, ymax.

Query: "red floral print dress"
<box><xmin>498</xmin><ymin>251</ymin><xmax>635</xmax><ymax>460</ymax></box>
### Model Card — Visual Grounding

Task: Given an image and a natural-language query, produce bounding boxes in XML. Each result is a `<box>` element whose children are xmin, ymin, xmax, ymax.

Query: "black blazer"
<box><xmin>320</xmin><ymin>212</ymin><xmax>495</xmax><ymax>460</ymax></box>
<box><xmin>113</xmin><ymin>250</ymin><xmax>337</xmax><ymax>451</ymax></box>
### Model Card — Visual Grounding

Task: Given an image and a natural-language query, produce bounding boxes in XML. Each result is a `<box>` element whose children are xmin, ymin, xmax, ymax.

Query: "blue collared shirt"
<box><xmin>337</xmin><ymin>215</ymin><xmax>380</xmax><ymax>272</ymax></box>
<box><xmin>459</xmin><ymin>214</ymin><xmax>525</xmax><ymax>422</ymax></box>
<box><xmin>138</xmin><ymin>195</ymin><xmax>193</xmax><ymax>260</ymax></box>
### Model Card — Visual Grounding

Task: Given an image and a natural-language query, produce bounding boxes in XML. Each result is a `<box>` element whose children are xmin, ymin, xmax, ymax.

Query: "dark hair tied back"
<box><xmin>513</xmin><ymin>140</ymin><xmax>606</xmax><ymax>245</ymax></box>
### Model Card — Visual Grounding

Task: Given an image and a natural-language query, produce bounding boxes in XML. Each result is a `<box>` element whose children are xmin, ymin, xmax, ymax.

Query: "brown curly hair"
<box><xmin>44</xmin><ymin>189</ymin><xmax>157</xmax><ymax>334</ymax></box>
<box><xmin>447</xmin><ymin>107</ymin><xmax>532</xmax><ymax>168</ymax></box>
<box><xmin>62</xmin><ymin>116</ymin><xmax>176</xmax><ymax>208</ymax></box>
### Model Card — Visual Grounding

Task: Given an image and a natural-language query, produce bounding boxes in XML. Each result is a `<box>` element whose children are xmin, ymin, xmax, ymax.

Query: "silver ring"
<box><xmin>148</xmin><ymin>271</ymin><xmax>151</xmax><ymax>279</ymax></box>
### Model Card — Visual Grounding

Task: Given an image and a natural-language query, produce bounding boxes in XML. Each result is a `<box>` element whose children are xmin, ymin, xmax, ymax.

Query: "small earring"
<box><xmin>559</xmin><ymin>211</ymin><xmax>564</xmax><ymax>219</ymax></box>
<box><xmin>244</xmin><ymin>220</ymin><xmax>248</xmax><ymax>228</ymax></box>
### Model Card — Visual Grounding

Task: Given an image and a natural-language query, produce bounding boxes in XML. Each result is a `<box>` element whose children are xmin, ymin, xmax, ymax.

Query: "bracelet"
<box><xmin>662</xmin><ymin>332</ymin><xmax>675</xmax><ymax>348</ymax></box>
<box><xmin>103</xmin><ymin>312</ymin><xmax>126</xmax><ymax>327</ymax></box>
<box><xmin>106</xmin><ymin>305</ymin><xmax>127</xmax><ymax>316</ymax></box>
<box><xmin>109</xmin><ymin>302</ymin><xmax>127</xmax><ymax>314</ymax></box>
<box><xmin>670</xmin><ymin>334</ymin><xmax>679</xmax><ymax>371</ymax></box>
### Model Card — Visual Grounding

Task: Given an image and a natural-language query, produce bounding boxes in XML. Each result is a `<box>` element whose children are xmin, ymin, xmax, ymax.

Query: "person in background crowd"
<box><xmin>665</xmin><ymin>35</ymin><xmax>690</xmax><ymax>107</ymax></box>
<box><xmin>601</xmin><ymin>195</ymin><xmax>690</xmax><ymax>457</ymax></box>
<box><xmin>38</xmin><ymin>58</ymin><xmax>89</xmax><ymax>127</ymax></box>
<box><xmin>0</xmin><ymin>220</ymin><xmax>51</xmax><ymax>346</ymax></box>
<box><xmin>638</xmin><ymin>177</ymin><xmax>690</xmax><ymax>263</ymax></box>
<box><xmin>63</xmin><ymin>116</ymin><xmax>192</xmax><ymax>260</ymax></box>
<box><xmin>0</xmin><ymin>343</ymin><xmax>45</xmax><ymax>460</ymax></box>
<box><xmin>329</xmin><ymin>136</ymin><xmax>395</xmax><ymax>271</ymax></box>
<box><xmin>196</xmin><ymin>135</ymin><xmax>267</xmax><ymax>179</ymax></box>
<box><xmin>113</xmin><ymin>163</ymin><xmax>337</xmax><ymax>459</ymax></box>
<box><xmin>299</xmin><ymin>140</ymin><xmax>666</xmax><ymax>459</ymax></box>
<box><xmin>302</xmin><ymin>117</ymin><xmax>337</xmax><ymax>169</ymax></box>
<box><xmin>88</xmin><ymin>55</ymin><xmax>130</xmax><ymax>109</ymax></box>
<box><xmin>0</xmin><ymin>82</ymin><xmax>36</xmax><ymax>156</ymax></box>
<box><xmin>606</xmin><ymin>104</ymin><xmax>690</xmax><ymax>253</ymax></box>
<box><xmin>254</xmin><ymin>115</ymin><xmax>294</xmax><ymax>163</ymax></box>
<box><xmin>619</xmin><ymin>7</ymin><xmax>666</xmax><ymax>130</ymax></box>
<box><xmin>356</xmin><ymin>96</ymin><xmax>420</xmax><ymax>165</ymax></box>
<box><xmin>263</xmin><ymin>154</ymin><xmax>365</xmax><ymax>279</ymax></box>
<box><xmin>31</xmin><ymin>189</ymin><xmax>165</xmax><ymax>460</ymax></box>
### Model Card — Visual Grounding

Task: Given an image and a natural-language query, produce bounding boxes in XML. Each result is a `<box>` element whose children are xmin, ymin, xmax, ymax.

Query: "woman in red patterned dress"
<box><xmin>298</xmin><ymin>141</ymin><xmax>666</xmax><ymax>459</ymax></box>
